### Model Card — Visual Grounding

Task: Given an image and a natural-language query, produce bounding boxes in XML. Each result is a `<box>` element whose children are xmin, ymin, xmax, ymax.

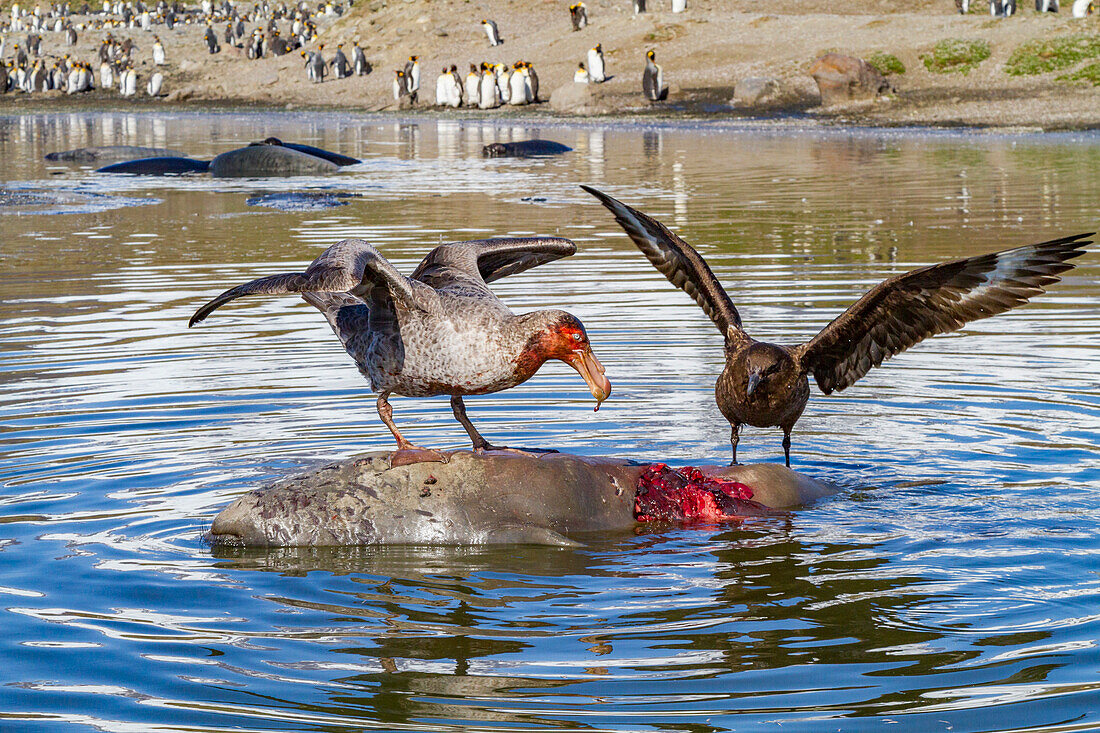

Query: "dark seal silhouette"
<box><xmin>45</xmin><ymin>145</ymin><xmax>187</xmax><ymax>163</ymax></box>
<box><xmin>208</xmin><ymin>144</ymin><xmax>340</xmax><ymax>177</ymax></box>
<box><xmin>90</xmin><ymin>139</ymin><xmax>359</xmax><ymax>176</ymax></box>
<box><xmin>482</xmin><ymin>140</ymin><xmax>572</xmax><ymax>157</ymax></box>
<box><xmin>96</xmin><ymin>157</ymin><xmax>211</xmax><ymax>175</ymax></box>
<box><xmin>254</xmin><ymin>137</ymin><xmax>360</xmax><ymax>166</ymax></box>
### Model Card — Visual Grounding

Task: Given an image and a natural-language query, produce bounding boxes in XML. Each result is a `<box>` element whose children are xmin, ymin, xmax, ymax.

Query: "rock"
<box><xmin>179</xmin><ymin>59</ymin><xmax>198</xmax><ymax>72</ymax></box>
<box><xmin>259</xmin><ymin>72</ymin><xmax>279</xmax><ymax>86</ymax></box>
<box><xmin>732</xmin><ymin>76</ymin><xmax>782</xmax><ymax>108</ymax></box>
<box><xmin>808</xmin><ymin>53</ymin><xmax>894</xmax><ymax>107</ymax></box>
<box><xmin>549</xmin><ymin>82</ymin><xmax>613</xmax><ymax>115</ymax></box>
<box><xmin>206</xmin><ymin>450</ymin><xmax>838</xmax><ymax>548</ymax></box>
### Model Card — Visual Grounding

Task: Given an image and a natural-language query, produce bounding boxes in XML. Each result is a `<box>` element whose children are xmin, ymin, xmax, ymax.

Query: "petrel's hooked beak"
<box><xmin>565</xmin><ymin>347</ymin><xmax>612</xmax><ymax>411</ymax></box>
<box><xmin>746</xmin><ymin>371</ymin><xmax>762</xmax><ymax>398</ymax></box>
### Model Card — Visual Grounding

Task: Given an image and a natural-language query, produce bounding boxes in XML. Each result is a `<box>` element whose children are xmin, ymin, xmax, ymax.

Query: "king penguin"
<box><xmin>434</xmin><ymin>66</ymin><xmax>449</xmax><ymax>106</ymax></box>
<box><xmin>448</xmin><ymin>64</ymin><xmax>463</xmax><ymax>107</ymax></box>
<box><xmin>152</xmin><ymin>35</ymin><xmax>165</xmax><ymax>65</ymax></box>
<box><xmin>465</xmin><ymin>63</ymin><xmax>480</xmax><ymax>106</ymax></box>
<box><xmin>353</xmin><ymin>41</ymin><xmax>369</xmax><ymax>75</ymax></box>
<box><xmin>574</xmin><ymin>62</ymin><xmax>589</xmax><ymax>83</ymax></box>
<box><xmin>508</xmin><ymin>62</ymin><xmax>527</xmax><ymax>105</ymax></box>
<box><xmin>481</xmin><ymin>18</ymin><xmax>503</xmax><ymax>46</ymax></box>
<box><xmin>526</xmin><ymin>60</ymin><xmax>539</xmax><ymax>102</ymax></box>
<box><xmin>570</xmin><ymin>2</ymin><xmax>588</xmax><ymax>30</ymax></box>
<box><xmin>403</xmin><ymin>54</ymin><xmax>419</xmax><ymax>97</ymax></box>
<box><xmin>587</xmin><ymin>43</ymin><xmax>605</xmax><ymax>82</ymax></box>
<box><xmin>478</xmin><ymin>63</ymin><xmax>497</xmax><ymax>108</ymax></box>
<box><xmin>642</xmin><ymin>49</ymin><xmax>666</xmax><ymax>101</ymax></box>
<box><xmin>393</xmin><ymin>69</ymin><xmax>407</xmax><ymax>100</ymax></box>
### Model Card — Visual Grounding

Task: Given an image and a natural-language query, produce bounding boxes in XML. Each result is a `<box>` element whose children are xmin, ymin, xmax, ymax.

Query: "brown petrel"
<box><xmin>189</xmin><ymin>237</ymin><xmax>611</xmax><ymax>455</ymax></box>
<box><xmin>582</xmin><ymin>184</ymin><xmax>1091</xmax><ymax>466</ymax></box>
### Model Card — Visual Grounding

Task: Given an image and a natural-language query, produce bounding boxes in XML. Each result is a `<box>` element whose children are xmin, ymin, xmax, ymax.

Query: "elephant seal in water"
<box><xmin>207</xmin><ymin>451</ymin><xmax>836</xmax><ymax>547</ymax></box>
<box><xmin>45</xmin><ymin>145</ymin><xmax>189</xmax><ymax>164</ymax></box>
<box><xmin>90</xmin><ymin>139</ymin><xmax>357</xmax><ymax>176</ymax></box>
<box><xmin>97</xmin><ymin>157</ymin><xmax>212</xmax><ymax>175</ymax></box>
<box><xmin>206</xmin><ymin>144</ymin><xmax>338</xmax><ymax>177</ymax></box>
<box><xmin>209</xmin><ymin>144</ymin><xmax>341</xmax><ymax>177</ymax></box>
<box><xmin>482</xmin><ymin>140</ymin><xmax>572</xmax><ymax>158</ymax></box>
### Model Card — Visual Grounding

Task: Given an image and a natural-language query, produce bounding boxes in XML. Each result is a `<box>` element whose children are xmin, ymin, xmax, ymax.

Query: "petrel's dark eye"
<box><xmin>572</xmin><ymin>332</ymin><xmax>582</xmax><ymax>341</ymax></box>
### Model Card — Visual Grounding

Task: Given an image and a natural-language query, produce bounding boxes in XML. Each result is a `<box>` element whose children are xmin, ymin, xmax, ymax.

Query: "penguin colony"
<box><xmin>3</xmin><ymin>0</ymin><xmax>1092</xmax><ymax>103</ymax></box>
<box><xmin>1</xmin><ymin>1</ymin><xmax>671</xmax><ymax>105</ymax></box>
<box><xmin>0</xmin><ymin>0</ymin><xmax>350</xmax><ymax>97</ymax></box>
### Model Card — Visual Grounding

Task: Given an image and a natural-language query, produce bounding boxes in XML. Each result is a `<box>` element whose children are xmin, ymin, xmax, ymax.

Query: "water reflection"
<box><xmin>1</xmin><ymin>112</ymin><xmax>1099</xmax><ymax>732</ymax></box>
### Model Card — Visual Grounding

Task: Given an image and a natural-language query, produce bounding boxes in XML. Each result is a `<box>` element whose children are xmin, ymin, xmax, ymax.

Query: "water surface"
<box><xmin>2</xmin><ymin>112</ymin><xmax>1099</xmax><ymax>732</ymax></box>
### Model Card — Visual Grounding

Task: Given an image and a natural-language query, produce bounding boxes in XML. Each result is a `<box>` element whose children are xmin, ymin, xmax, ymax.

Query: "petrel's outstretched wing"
<box><xmin>188</xmin><ymin>238</ymin><xmax>418</xmax><ymax>327</ymax></box>
<box><xmin>582</xmin><ymin>185</ymin><xmax>743</xmax><ymax>338</ymax></box>
<box><xmin>795</xmin><ymin>233</ymin><xmax>1092</xmax><ymax>394</ymax></box>
<box><xmin>410</xmin><ymin>237</ymin><xmax>576</xmax><ymax>292</ymax></box>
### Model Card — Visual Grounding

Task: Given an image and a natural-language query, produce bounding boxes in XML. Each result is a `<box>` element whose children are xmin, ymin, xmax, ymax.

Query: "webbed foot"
<box><xmin>391</xmin><ymin>447</ymin><xmax>449</xmax><ymax>467</ymax></box>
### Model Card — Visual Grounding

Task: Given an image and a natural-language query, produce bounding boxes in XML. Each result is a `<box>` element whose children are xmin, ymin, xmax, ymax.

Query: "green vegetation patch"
<box><xmin>644</xmin><ymin>24</ymin><xmax>684</xmax><ymax>43</ymax></box>
<box><xmin>921</xmin><ymin>38</ymin><xmax>991</xmax><ymax>75</ymax></box>
<box><xmin>1005</xmin><ymin>34</ymin><xmax>1100</xmax><ymax>76</ymax></box>
<box><xmin>867</xmin><ymin>52</ymin><xmax>906</xmax><ymax>76</ymax></box>
<box><xmin>1057</xmin><ymin>61</ymin><xmax>1100</xmax><ymax>86</ymax></box>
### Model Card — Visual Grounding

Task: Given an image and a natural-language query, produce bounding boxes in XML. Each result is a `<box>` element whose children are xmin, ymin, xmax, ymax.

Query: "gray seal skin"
<box><xmin>482</xmin><ymin>140</ymin><xmax>572</xmax><ymax>158</ymax></box>
<box><xmin>96</xmin><ymin>157</ymin><xmax>212</xmax><ymax>175</ymax></box>
<box><xmin>206</xmin><ymin>451</ymin><xmax>837</xmax><ymax>548</ymax></box>
<box><xmin>44</xmin><ymin>145</ymin><xmax>188</xmax><ymax>163</ymax></box>
<box><xmin>257</xmin><ymin>137</ymin><xmax>360</xmax><ymax>166</ymax></box>
<box><xmin>209</xmin><ymin>145</ymin><xmax>340</xmax><ymax>177</ymax></box>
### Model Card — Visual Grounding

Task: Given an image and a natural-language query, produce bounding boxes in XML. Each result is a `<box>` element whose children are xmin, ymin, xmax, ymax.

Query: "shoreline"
<box><xmin>7</xmin><ymin>96</ymin><xmax>1100</xmax><ymax>138</ymax></box>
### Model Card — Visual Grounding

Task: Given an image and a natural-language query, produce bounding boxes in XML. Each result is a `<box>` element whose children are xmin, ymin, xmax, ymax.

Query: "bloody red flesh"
<box><xmin>634</xmin><ymin>463</ymin><xmax>772</xmax><ymax>523</ymax></box>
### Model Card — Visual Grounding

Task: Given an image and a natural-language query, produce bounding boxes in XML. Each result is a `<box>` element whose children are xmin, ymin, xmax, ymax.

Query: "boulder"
<box><xmin>808</xmin><ymin>53</ymin><xmax>894</xmax><ymax>107</ymax></box>
<box><xmin>731</xmin><ymin>76</ymin><xmax>783</xmax><ymax>108</ymax></box>
<box><xmin>207</xmin><ymin>450</ymin><xmax>837</xmax><ymax>548</ymax></box>
<box><xmin>549</xmin><ymin>82</ymin><xmax>613</xmax><ymax>115</ymax></box>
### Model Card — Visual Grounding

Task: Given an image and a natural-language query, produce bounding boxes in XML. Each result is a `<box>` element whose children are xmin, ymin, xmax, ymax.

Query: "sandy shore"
<box><xmin>3</xmin><ymin>0</ymin><xmax>1098</xmax><ymax>130</ymax></box>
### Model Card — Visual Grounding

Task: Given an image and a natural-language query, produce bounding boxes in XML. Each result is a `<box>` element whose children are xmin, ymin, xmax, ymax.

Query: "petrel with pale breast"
<box><xmin>583</xmin><ymin>185</ymin><xmax>1091</xmax><ymax>466</ymax></box>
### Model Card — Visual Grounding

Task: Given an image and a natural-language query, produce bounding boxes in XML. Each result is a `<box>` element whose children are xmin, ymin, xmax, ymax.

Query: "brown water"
<box><xmin>1</xmin><ymin>112</ymin><xmax>1099</xmax><ymax>732</ymax></box>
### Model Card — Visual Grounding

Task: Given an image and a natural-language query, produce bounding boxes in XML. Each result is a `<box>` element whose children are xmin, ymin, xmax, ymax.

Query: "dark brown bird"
<box><xmin>582</xmin><ymin>185</ymin><xmax>1091</xmax><ymax>466</ymax></box>
<box><xmin>189</xmin><ymin>237</ymin><xmax>611</xmax><ymax>455</ymax></box>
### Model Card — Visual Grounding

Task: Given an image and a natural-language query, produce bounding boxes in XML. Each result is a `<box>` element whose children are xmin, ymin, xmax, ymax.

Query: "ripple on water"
<box><xmin>0</xmin><ymin>113</ymin><xmax>1098</xmax><ymax>732</ymax></box>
